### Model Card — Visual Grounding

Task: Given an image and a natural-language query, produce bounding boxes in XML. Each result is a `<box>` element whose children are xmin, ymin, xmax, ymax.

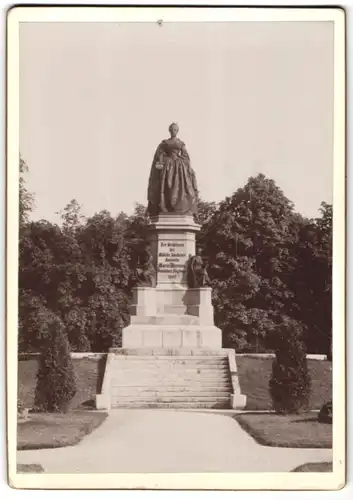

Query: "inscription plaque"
<box><xmin>157</xmin><ymin>240</ymin><xmax>188</xmax><ymax>285</ymax></box>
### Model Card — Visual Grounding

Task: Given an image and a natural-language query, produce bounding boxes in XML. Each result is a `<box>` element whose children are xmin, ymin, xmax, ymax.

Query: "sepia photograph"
<box><xmin>6</xmin><ymin>5</ymin><xmax>345</xmax><ymax>490</ymax></box>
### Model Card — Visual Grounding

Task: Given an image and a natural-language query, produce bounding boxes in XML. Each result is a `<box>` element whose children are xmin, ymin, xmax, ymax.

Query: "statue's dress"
<box><xmin>147</xmin><ymin>138</ymin><xmax>198</xmax><ymax>216</ymax></box>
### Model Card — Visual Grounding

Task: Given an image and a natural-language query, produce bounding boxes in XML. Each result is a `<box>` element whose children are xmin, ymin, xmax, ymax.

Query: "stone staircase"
<box><xmin>96</xmin><ymin>349</ymin><xmax>247</xmax><ymax>410</ymax></box>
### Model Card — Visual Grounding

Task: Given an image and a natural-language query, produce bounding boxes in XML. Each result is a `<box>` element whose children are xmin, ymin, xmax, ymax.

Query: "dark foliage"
<box><xmin>34</xmin><ymin>315</ymin><xmax>76</xmax><ymax>412</ymax></box>
<box><xmin>318</xmin><ymin>400</ymin><xmax>332</xmax><ymax>424</ymax></box>
<box><xmin>19</xmin><ymin>157</ymin><xmax>332</xmax><ymax>355</ymax></box>
<box><xmin>269</xmin><ymin>317</ymin><xmax>311</xmax><ymax>414</ymax></box>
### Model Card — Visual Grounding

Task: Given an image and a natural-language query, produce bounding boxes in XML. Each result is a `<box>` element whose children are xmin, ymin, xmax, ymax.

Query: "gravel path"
<box><xmin>17</xmin><ymin>410</ymin><xmax>332</xmax><ymax>473</ymax></box>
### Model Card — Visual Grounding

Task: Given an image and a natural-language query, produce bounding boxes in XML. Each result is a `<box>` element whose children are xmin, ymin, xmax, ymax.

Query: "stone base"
<box><xmin>230</xmin><ymin>393</ymin><xmax>247</xmax><ymax>410</ymax></box>
<box><xmin>129</xmin><ymin>286</ymin><xmax>215</xmax><ymax>324</ymax></box>
<box><xmin>122</xmin><ymin>324</ymin><xmax>222</xmax><ymax>349</ymax></box>
<box><xmin>95</xmin><ymin>393</ymin><xmax>111</xmax><ymax>411</ymax></box>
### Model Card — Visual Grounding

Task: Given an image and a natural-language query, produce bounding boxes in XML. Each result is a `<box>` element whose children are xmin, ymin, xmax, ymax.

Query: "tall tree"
<box><xmin>19</xmin><ymin>155</ymin><xmax>34</xmax><ymax>229</ymax></box>
<box><xmin>57</xmin><ymin>199</ymin><xmax>86</xmax><ymax>235</ymax></box>
<box><xmin>202</xmin><ymin>174</ymin><xmax>301</xmax><ymax>350</ymax></box>
<box><xmin>78</xmin><ymin>210</ymin><xmax>132</xmax><ymax>350</ymax></box>
<box><xmin>292</xmin><ymin>202</ymin><xmax>332</xmax><ymax>354</ymax></box>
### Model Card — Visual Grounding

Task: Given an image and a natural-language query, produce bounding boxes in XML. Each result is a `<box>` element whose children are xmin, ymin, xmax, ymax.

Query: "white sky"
<box><xmin>19</xmin><ymin>21</ymin><xmax>334</xmax><ymax>222</ymax></box>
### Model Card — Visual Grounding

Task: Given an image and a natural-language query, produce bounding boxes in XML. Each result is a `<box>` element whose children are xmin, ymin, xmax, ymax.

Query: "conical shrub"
<box><xmin>34</xmin><ymin>314</ymin><xmax>76</xmax><ymax>412</ymax></box>
<box><xmin>269</xmin><ymin>317</ymin><xmax>311</xmax><ymax>414</ymax></box>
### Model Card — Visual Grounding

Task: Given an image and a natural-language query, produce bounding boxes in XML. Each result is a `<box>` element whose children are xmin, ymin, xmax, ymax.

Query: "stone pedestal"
<box><xmin>122</xmin><ymin>214</ymin><xmax>222</xmax><ymax>349</ymax></box>
<box><xmin>148</xmin><ymin>214</ymin><xmax>200</xmax><ymax>288</ymax></box>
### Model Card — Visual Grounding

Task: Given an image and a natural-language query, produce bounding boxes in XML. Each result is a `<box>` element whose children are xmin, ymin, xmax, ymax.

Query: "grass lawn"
<box><xmin>17</xmin><ymin>411</ymin><xmax>107</xmax><ymax>450</ymax></box>
<box><xmin>18</xmin><ymin>357</ymin><xmax>105</xmax><ymax>410</ymax></box>
<box><xmin>234</xmin><ymin>413</ymin><xmax>332</xmax><ymax>448</ymax></box>
<box><xmin>292</xmin><ymin>462</ymin><xmax>333</xmax><ymax>472</ymax></box>
<box><xmin>235</xmin><ymin>357</ymin><xmax>332</xmax><ymax>411</ymax></box>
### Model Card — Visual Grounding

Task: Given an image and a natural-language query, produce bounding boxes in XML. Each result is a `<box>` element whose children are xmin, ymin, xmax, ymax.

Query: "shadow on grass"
<box><xmin>292</xmin><ymin>462</ymin><xmax>333</xmax><ymax>472</ymax></box>
<box><xmin>81</xmin><ymin>399</ymin><xmax>96</xmax><ymax>409</ymax></box>
<box><xmin>291</xmin><ymin>417</ymin><xmax>318</xmax><ymax>423</ymax></box>
<box><xmin>17</xmin><ymin>464</ymin><xmax>44</xmax><ymax>473</ymax></box>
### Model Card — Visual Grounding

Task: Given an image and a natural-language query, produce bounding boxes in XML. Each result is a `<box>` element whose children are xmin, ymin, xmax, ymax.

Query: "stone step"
<box><xmin>111</xmin><ymin>384</ymin><xmax>231</xmax><ymax>391</ymax></box>
<box><xmin>111</xmin><ymin>372</ymin><xmax>231</xmax><ymax>378</ymax></box>
<box><xmin>111</xmin><ymin>370</ymin><xmax>229</xmax><ymax>377</ymax></box>
<box><xmin>130</xmin><ymin>314</ymin><xmax>201</xmax><ymax>326</ymax></box>
<box><xmin>111</xmin><ymin>374</ymin><xmax>230</xmax><ymax>380</ymax></box>
<box><xmin>110</xmin><ymin>401</ymin><xmax>230</xmax><ymax>409</ymax></box>
<box><xmin>112</xmin><ymin>356</ymin><xmax>228</xmax><ymax>362</ymax></box>
<box><xmin>110</xmin><ymin>382</ymin><xmax>231</xmax><ymax>389</ymax></box>
<box><xmin>110</xmin><ymin>348</ymin><xmax>228</xmax><ymax>356</ymax></box>
<box><xmin>110</xmin><ymin>395</ymin><xmax>230</xmax><ymax>402</ymax></box>
<box><xmin>110</xmin><ymin>384</ymin><xmax>231</xmax><ymax>390</ymax></box>
<box><xmin>111</xmin><ymin>375</ymin><xmax>230</xmax><ymax>383</ymax></box>
<box><xmin>111</xmin><ymin>360</ymin><xmax>229</xmax><ymax>370</ymax></box>
<box><xmin>111</xmin><ymin>388</ymin><xmax>230</xmax><ymax>396</ymax></box>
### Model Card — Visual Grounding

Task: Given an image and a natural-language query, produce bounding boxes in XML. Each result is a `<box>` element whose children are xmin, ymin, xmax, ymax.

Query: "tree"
<box><xmin>77</xmin><ymin>210</ymin><xmax>132</xmax><ymax>350</ymax></box>
<box><xmin>34</xmin><ymin>314</ymin><xmax>76</xmax><ymax>412</ymax></box>
<box><xmin>65</xmin><ymin>306</ymin><xmax>91</xmax><ymax>352</ymax></box>
<box><xmin>269</xmin><ymin>317</ymin><xmax>311</xmax><ymax>414</ymax></box>
<box><xmin>57</xmin><ymin>199</ymin><xmax>86</xmax><ymax>235</ymax></box>
<box><xmin>291</xmin><ymin>202</ymin><xmax>332</xmax><ymax>354</ymax></box>
<box><xmin>195</xmin><ymin>198</ymin><xmax>218</xmax><ymax>226</ymax></box>
<box><xmin>18</xmin><ymin>292</ymin><xmax>52</xmax><ymax>353</ymax></box>
<box><xmin>19</xmin><ymin>155</ymin><xmax>34</xmax><ymax>229</ymax></box>
<box><xmin>202</xmin><ymin>174</ymin><xmax>299</xmax><ymax>351</ymax></box>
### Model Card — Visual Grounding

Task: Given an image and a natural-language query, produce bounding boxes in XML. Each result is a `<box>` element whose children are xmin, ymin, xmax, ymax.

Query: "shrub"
<box><xmin>269</xmin><ymin>317</ymin><xmax>311</xmax><ymax>414</ymax></box>
<box><xmin>17</xmin><ymin>399</ymin><xmax>25</xmax><ymax>413</ymax></box>
<box><xmin>34</xmin><ymin>314</ymin><xmax>77</xmax><ymax>412</ymax></box>
<box><xmin>318</xmin><ymin>400</ymin><xmax>332</xmax><ymax>424</ymax></box>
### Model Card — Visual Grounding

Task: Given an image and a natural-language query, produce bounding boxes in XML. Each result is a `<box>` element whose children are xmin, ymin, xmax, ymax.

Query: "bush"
<box><xmin>318</xmin><ymin>400</ymin><xmax>332</xmax><ymax>424</ymax></box>
<box><xmin>269</xmin><ymin>317</ymin><xmax>311</xmax><ymax>414</ymax></box>
<box><xmin>17</xmin><ymin>399</ymin><xmax>28</xmax><ymax>420</ymax></box>
<box><xmin>17</xmin><ymin>399</ymin><xmax>25</xmax><ymax>414</ymax></box>
<box><xmin>34</xmin><ymin>314</ymin><xmax>77</xmax><ymax>412</ymax></box>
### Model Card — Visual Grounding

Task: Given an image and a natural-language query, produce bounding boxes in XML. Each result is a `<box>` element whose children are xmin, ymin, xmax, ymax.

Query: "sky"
<box><xmin>19</xmin><ymin>21</ymin><xmax>334</xmax><ymax>222</ymax></box>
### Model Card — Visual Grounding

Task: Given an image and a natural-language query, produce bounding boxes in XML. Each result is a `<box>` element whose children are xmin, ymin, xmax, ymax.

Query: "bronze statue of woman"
<box><xmin>147</xmin><ymin>123</ymin><xmax>198</xmax><ymax>216</ymax></box>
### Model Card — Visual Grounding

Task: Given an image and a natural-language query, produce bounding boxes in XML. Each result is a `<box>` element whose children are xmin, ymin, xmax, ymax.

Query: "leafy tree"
<box><xmin>34</xmin><ymin>314</ymin><xmax>76</xmax><ymax>412</ymax></box>
<box><xmin>202</xmin><ymin>174</ymin><xmax>299</xmax><ymax>351</ymax></box>
<box><xmin>19</xmin><ymin>155</ymin><xmax>34</xmax><ymax>229</ymax></box>
<box><xmin>269</xmin><ymin>317</ymin><xmax>311</xmax><ymax>413</ymax></box>
<box><xmin>77</xmin><ymin>210</ymin><xmax>132</xmax><ymax>350</ymax></box>
<box><xmin>291</xmin><ymin>202</ymin><xmax>332</xmax><ymax>354</ymax></box>
<box><xmin>57</xmin><ymin>199</ymin><xmax>86</xmax><ymax>235</ymax></box>
<box><xmin>195</xmin><ymin>199</ymin><xmax>218</xmax><ymax>226</ymax></box>
<box><xmin>18</xmin><ymin>292</ymin><xmax>51</xmax><ymax>353</ymax></box>
<box><xmin>64</xmin><ymin>306</ymin><xmax>91</xmax><ymax>352</ymax></box>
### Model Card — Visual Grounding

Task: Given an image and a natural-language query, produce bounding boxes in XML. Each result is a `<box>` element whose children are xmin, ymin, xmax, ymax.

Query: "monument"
<box><xmin>96</xmin><ymin>123</ymin><xmax>246</xmax><ymax>411</ymax></box>
<box><xmin>122</xmin><ymin>123</ymin><xmax>222</xmax><ymax>349</ymax></box>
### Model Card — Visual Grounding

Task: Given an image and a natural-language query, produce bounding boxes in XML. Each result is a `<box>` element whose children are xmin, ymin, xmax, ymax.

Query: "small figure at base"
<box><xmin>136</xmin><ymin>245</ymin><xmax>156</xmax><ymax>288</ymax></box>
<box><xmin>187</xmin><ymin>248</ymin><xmax>210</xmax><ymax>288</ymax></box>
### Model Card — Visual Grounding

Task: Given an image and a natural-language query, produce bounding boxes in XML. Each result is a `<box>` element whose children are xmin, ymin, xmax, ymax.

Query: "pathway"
<box><xmin>17</xmin><ymin>410</ymin><xmax>332</xmax><ymax>473</ymax></box>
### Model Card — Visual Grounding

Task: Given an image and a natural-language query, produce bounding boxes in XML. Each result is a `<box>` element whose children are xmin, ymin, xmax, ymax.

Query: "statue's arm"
<box><xmin>180</xmin><ymin>142</ymin><xmax>190</xmax><ymax>160</ymax></box>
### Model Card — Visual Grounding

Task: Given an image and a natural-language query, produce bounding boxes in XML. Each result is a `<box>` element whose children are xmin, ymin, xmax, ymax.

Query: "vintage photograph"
<box><xmin>7</xmin><ymin>6</ymin><xmax>345</xmax><ymax>490</ymax></box>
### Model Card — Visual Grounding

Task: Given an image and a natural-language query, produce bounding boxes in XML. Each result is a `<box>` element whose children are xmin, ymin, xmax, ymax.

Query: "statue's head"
<box><xmin>168</xmin><ymin>122</ymin><xmax>179</xmax><ymax>138</ymax></box>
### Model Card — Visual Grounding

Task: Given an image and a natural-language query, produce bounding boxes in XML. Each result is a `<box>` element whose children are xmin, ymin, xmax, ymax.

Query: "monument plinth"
<box><xmin>122</xmin><ymin>213</ymin><xmax>222</xmax><ymax>348</ymax></box>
